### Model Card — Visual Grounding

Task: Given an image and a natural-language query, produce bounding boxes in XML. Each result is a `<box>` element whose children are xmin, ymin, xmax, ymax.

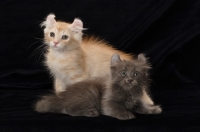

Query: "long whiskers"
<box><xmin>28</xmin><ymin>35</ymin><xmax>49</xmax><ymax>65</ymax></box>
<box><xmin>29</xmin><ymin>44</ymin><xmax>48</xmax><ymax>65</ymax></box>
<box><xmin>28</xmin><ymin>36</ymin><xmax>43</xmax><ymax>49</ymax></box>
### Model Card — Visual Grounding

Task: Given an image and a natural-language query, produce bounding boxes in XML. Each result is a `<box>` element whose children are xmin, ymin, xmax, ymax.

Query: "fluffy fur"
<box><xmin>35</xmin><ymin>78</ymin><xmax>105</xmax><ymax>117</ymax></box>
<box><xmin>41</xmin><ymin>14</ymin><xmax>154</xmax><ymax>111</ymax></box>
<box><xmin>35</xmin><ymin>54</ymin><xmax>162</xmax><ymax>119</ymax></box>
<box><xmin>101</xmin><ymin>54</ymin><xmax>162</xmax><ymax>120</ymax></box>
<box><xmin>42</xmin><ymin>14</ymin><xmax>133</xmax><ymax>93</ymax></box>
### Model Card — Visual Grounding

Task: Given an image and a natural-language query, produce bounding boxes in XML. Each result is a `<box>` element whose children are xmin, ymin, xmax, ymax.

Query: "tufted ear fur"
<box><xmin>69</xmin><ymin>18</ymin><xmax>84</xmax><ymax>35</ymax></box>
<box><xmin>111</xmin><ymin>54</ymin><xmax>122</xmax><ymax>66</ymax></box>
<box><xmin>137</xmin><ymin>53</ymin><xmax>151</xmax><ymax>69</ymax></box>
<box><xmin>41</xmin><ymin>14</ymin><xmax>56</xmax><ymax>28</ymax></box>
<box><xmin>137</xmin><ymin>54</ymin><xmax>147</xmax><ymax>63</ymax></box>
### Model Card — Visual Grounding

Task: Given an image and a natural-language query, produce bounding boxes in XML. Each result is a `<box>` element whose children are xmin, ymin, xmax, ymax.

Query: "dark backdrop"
<box><xmin>1</xmin><ymin>0</ymin><xmax>200</xmax><ymax>131</ymax></box>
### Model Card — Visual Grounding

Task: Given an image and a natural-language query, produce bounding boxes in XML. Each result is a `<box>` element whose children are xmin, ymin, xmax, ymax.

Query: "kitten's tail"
<box><xmin>35</xmin><ymin>94</ymin><xmax>62</xmax><ymax>113</ymax></box>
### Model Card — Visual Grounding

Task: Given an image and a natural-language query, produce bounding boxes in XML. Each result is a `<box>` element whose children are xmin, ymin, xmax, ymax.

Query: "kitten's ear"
<box><xmin>137</xmin><ymin>54</ymin><xmax>147</xmax><ymax>63</ymax></box>
<box><xmin>111</xmin><ymin>54</ymin><xmax>122</xmax><ymax>66</ymax></box>
<box><xmin>137</xmin><ymin>53</ymin><xmax>151</xmax><ymax>69</ymax></box>
<box><xmin>41</xmin><ymin>14</ymin><xmax>56</xmax><ymax>28</ymax></box>
<box><xmin>69</xmin><ymin>18</ymin><xmax>84</xmax><ymax>35</ymax></box>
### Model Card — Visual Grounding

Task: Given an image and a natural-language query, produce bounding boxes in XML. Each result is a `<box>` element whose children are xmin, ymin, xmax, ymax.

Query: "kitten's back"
<box><xmin>81</xmin><ymin>36</ymin><xmax>133</xmax><ymax>77</ymax></box>
<box><xmin>35</xmin><ymin>78</ymin><xmax>105</xmax><ymax>116</ymax></box>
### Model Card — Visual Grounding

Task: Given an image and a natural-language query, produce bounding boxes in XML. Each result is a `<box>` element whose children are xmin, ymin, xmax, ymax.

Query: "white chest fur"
<box><xmin>45</xmin><ymin>49</ymin><xmax>87</xmax><ymax>86</ymax></box>
<box><xmin>46</xmin><ymin>51</ymin><xmax>73</xmax><ymax>79</ymax></box>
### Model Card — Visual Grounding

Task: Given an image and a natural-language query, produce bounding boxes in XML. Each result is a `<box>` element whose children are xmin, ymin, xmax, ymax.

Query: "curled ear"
<box><xmin>111</xmin><ymin>53</ymin><xmax>122</xmax><ymax>66</ymax></box>
<box><xmin>137</xmin><ymin>54</ymin><xmax>147</xmax><ymax>63</ymax></box>
<box><xmin>137</xmin><ymin>53</ymin><xmax>151</xmax><ymax>69</ymax></box>
<box><xmin>41</xmin><ymin>14</ymin><xmax>56</xmax><ymax>28</ymax></box>
<box><xmin>69</xmin><ymin>18</ymin><xmax>84</xmax><ymax>35</ymax></box>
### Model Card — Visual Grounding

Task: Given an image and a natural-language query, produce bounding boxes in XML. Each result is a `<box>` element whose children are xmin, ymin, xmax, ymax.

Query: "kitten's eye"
<box><xmin>133</xmin><ymin>72</ymin><xmax>138</xmax><ymax>77</ymax></box>
<box><xmin>62</xmin><ymin>35</ymin><xmax>68</xmax><ymax>40</ymax></box>
<box><xmin>121</xmin><ymin>71</ymin><xmax>126</xmax><ymax>76</ymax></box>
<box><xmin>50</xmin><ymin>32</ymin><xmax>55</xmax><ymax>37</ymax></box>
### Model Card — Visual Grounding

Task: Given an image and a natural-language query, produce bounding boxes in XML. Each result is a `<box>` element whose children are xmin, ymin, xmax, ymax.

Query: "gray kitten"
<box><xmin>35</xmin><ymin>78</ymin><xmax>105</xmax><ymax>117</ymax></box>
<box><xmin>101</xmin><ymin>54</ymin><xmax>162</xmax><ymax>120</ymax></box>
<box><xmin>35</xmin><ymin>54</ymin><xmax>162</xmax><ymax>119</ymax></box>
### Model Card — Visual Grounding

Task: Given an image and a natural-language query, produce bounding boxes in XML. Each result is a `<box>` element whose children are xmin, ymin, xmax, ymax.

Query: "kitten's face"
<box><xmin>44</xmin><ymin>22</ymin><xmax>78</xmax><ymax>51</ymax></box>
<box><xmin>111</xmin><ymin>61</ymin><xmax>147</xmax><ymax>90</ymax></box>
<box><xmin>42</xmin><ymin>14</ymin><xmax>83</xmax><ymax>52</ymax></box>
<box><xmin>110</xmin><ymin>54</ymin><xmax>150</xmax><ymax>91</ymax></box>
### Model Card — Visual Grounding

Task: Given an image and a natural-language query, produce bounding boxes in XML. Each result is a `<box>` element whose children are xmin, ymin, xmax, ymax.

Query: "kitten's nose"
<box><xmin>53</xmin><ymin>41</ymin><xmax>59</xmax><ymax>45</ymax></box>
<box><xmin>127</xmin><ymin>79</ymin><xmax>133</xmax><ymax>83</ymax></box>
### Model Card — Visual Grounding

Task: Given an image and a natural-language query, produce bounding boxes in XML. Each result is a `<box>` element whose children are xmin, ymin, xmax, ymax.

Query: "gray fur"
<box><xmin>111</xmin><ymin>53</ymin><xmax>121</xmax><ymax>66</ymax></box>
<box><xmin>35</xmin><ymin>78</ymin><xmax>105</xmax><ymax>117</ymax></box>
<box><xmin>101</xmin><ymin>54</ymin><xmax>161</xmax><ymax>120</ymax></box>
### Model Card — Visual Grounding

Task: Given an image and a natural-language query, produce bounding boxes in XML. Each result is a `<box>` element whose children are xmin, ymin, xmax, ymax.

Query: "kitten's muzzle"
<box><xmin>53</xmin><ymin>41</ymin><xmax>59</xmax><ymax>46</ymax></box>
<box><xmin>126</xmin><ymin>78</ymin><xmax>133</xmax><ymax>83</ymax></box>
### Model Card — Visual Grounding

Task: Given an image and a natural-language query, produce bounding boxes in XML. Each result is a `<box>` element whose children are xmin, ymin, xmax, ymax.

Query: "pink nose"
<box><xmin>53</xmin><ymin>41</ymin><xmax>59</xmax><ymax>45</ymax></box>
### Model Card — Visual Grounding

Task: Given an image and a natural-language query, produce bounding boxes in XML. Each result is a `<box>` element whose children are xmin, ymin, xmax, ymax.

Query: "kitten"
<box><xmin>35</xmin><ymin>77</ymin><xmax>105</xmax><ymax>117</ymax></box>
<box><xmin>101</xmin><ymin>53</ymin><xmax>162</xmax><ymax>120</ymax></box>
<box><xmin>35</xmin><ymin>54</ymin><xmax>162</xmax><ymax>119</ymax></box>
<box><xmin>41</xmin><ymin>14</ymin><xmax>154</xmax><ymax>109</ymax></box>
<box><xmin>42</xmin><ymin>14</ymin><xmax>133</xmax><ymax>93</ymax></box>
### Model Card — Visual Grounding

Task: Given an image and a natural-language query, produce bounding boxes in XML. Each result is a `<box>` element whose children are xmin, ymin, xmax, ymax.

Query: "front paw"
<box><xmin>116</xmin><ymin>111</ymin><xmax>135</xmax><ymax>120</ymax></box>
<box><xmin>151</xmin><ymin>105</ymin><xmax>162</xmax><ymax>114</ymax></box>
<box><xmin>84</xmin><ymin>109</ymin><xmax>99</xmax><ymax>117</ymax></box>
<box><xmin>136</xmin><ymin>105</ymin><xmax>162</xmax><ymax>114</ymax></box>
<box><xmin>145</xmin><ymin>105</ymin><xmax>162</xmax><ymax>114</ymax></box>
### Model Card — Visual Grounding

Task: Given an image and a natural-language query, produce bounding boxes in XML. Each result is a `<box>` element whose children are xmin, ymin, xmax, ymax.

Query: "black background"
<box><xmin>1</xmin><ymin>0</ymin><xmax>200</xmax><ymax>131</ymax></box>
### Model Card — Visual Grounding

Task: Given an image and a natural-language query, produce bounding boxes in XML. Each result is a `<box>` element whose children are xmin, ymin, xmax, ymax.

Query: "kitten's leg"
<box><xmin>135</xmin><ymin>90</ymin><xmax>162</xmax><ymax>114</ymax></box>
<box><xmin>141</xmin><ymin>89</ymin><xmax>154</xmax><ymax>105</ymax></box>
<box><xmin>135</xmin><ymin>102</ymin><xmax>162</xmax><ymax>114</ymax></box>
<box><xmin>55</xmin><ymin>79</ymin><xmax>66</xmax><ymax>94</ymax></box>
<box><xmin>102</xmin><ymin>100</ymin><xmax>135</xmax><ymax>120</ymax></box>
<box><xmin>55</xmin><ymin>74</ymin><xmax>87</xmax><ymax>94</ymax></box>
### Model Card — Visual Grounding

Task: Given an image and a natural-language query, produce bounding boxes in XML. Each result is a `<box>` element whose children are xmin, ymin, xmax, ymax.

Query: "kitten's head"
<box><xmin>110</xmin><ymin>54</ymin><xmax>151</xmax><ymax>91</ymax></box>
<box><xmin>41</xmin><ymin>14</ymin><xmax>84</xmax><ymax>51</ymax></box>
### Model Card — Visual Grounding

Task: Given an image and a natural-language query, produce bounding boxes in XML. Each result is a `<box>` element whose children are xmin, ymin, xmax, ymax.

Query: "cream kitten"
<box><xmin>41</xmin><ymin>14</ymin><xmax>154</xmax><ymax>107</ymax></box>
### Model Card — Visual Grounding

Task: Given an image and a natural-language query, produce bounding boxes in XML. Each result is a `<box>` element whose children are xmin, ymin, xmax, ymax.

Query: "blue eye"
<box><xmin>121</xmin><ymin>71</ymin><xmax>126</xmax><ymax>76</ymax></box>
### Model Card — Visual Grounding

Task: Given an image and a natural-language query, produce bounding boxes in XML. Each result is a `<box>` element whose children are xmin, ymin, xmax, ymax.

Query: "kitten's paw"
<box><xmin>144</xmin><ymin>105</ymin><xmax>162</xmax><ymax>114</ymax></box>
<box><xmin>84</xmin><ymin>109</ymin><xmax>99</xmax><ymax>117</ymax></box>
<box><xmin>150</xmin><ymin>105</ymin><xmax>162</xmax><ymax>114</ymax></box>
<box><xmin>136</xmin><ymin>105</ymin><xmax>162</xmax><ymax>114</ymax></box>
<box><xmin>116</xmin><ymin>111</ymin><xmax>135</xmax><ymax>120</ymax></box>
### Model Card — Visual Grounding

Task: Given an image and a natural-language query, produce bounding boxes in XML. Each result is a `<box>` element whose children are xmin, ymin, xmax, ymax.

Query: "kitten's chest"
<box><xmin>45</xmin><ymin>51</ymin><xmax>78</xmax><ymax>75</ymax></box>
<box><xmin>124</xmin><ymin>94</ymin><xmax>137</xmax><ymax>109</ymax></box>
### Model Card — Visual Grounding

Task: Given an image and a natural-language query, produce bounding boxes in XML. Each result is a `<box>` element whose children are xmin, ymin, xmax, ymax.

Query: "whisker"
<box><xmin>29</xmin><ymin>44</ymin><xmax>45</xmax><ymax>58</ymax></box>
<box><xmin>28</xmin><ymin>36</ymin><xmax>44</xmax><ymax>49</ymax></box>
<box><xmin>28</xmin><ymin>41</ymin><xmax>40</xmax><ymax>50</ymax></box>
<box><xmin>31</xmin><ymin>36</ymin><xmax>43</xmax><ymax>40</ymax></box>
<box><xmin>28</xmin><ymin>44</ymin><xmax>48</xmax><ymax>65</ymax></box>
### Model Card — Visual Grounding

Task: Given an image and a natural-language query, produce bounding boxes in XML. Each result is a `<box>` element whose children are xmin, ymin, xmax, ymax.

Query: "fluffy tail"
<box><xmin>35</xmin><ymin>94</ymin><xmax>62</xmax><ymax>113</ymax></box>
